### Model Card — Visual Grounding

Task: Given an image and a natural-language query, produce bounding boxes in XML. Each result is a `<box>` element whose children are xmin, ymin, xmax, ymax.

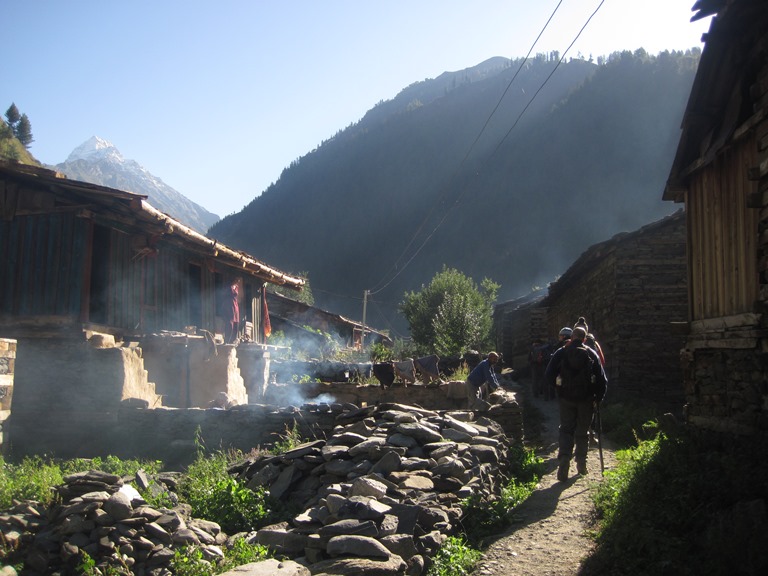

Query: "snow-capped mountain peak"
<box><xmin>56</xmin><ymin>137</ymin><xmax>219</xmax><ymax>233</ymax></box>
<box><xmin>66</xmin><ymin>136</ymin><xmax>123</xmax><ymax>163</ymax></box>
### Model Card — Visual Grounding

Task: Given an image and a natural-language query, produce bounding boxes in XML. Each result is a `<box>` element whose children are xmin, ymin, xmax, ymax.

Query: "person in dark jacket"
<box><xmin>545</xmin><ymin>325</ymin><xmax>607</xmax><ymax>481</ymax></box>
<box><xmin>574</xmin><ymin>316</ymin><xmax>606</xmax><ymax>366</ymax></box>
<box><xmin>544</xmin><ymin>327</ymin><xmax>572</xmax><ymax>400</ymax></box>
<box><xmin>466</xmin><ymin>351</ymin><xmax>500</xmax><ymax>410</ymax></box>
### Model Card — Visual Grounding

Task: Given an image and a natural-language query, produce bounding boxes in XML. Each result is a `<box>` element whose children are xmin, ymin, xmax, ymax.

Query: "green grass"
<box><xmin>427</xmin><ymin>536</ymin><xmax>482</xmax><ymax>576</ymax></box>
<box><xmin>171</xmin><ymin>538</ymin><xmax>271</xmax><ymax>576</ymax></box>
<box><xmin>459</xmin><ymin>445</ymin><xmax>545</xmax><ymax>545</ymax></box>
<box><xmin>0</xmin><ymin>454</ymin><xmax>163</xmax><ymax>509</ymax></box>
<box><xmin>599</xmin><ymin>400</ymin><xmax>669</xmax><ymax>448</ymax></box>
<box><xmin>0</xmin><ymin>449</ymin><xmax>279</xmax><ymax>572</ymax></box>
<box><xmin>584</xmin><ymin>426</ymin><xmax>768</xmax><ymax>576</ymax></box>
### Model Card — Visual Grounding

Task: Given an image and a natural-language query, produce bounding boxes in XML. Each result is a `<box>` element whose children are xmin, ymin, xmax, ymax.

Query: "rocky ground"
<box><xmin>472</xmin><ymin>390</ymin><xmax>617</xmax><ymax>576</ymax></box>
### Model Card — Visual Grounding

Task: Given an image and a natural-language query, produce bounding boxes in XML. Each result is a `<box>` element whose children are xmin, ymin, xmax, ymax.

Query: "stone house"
<box><xmin>664</xmin><ymin>0</ymin><xmax>768</xmax><ymax>435</ymax></box>
<box><xmin>0</xmin><ymin>160</ymin><xmax>304</xmax><ymax>457</ymax></box>
<box><xmin>495</xmin><ymin>210</ymin><xmax>688</xmax><ymax>408</ymax></box>
<box><xmin>492</xmin><ymin>289</ymin><xmax>547</xmax><ymax>374</ymax></box>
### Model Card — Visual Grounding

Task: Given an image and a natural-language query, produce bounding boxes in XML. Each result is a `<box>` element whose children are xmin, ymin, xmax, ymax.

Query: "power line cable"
<box><xmin>490</xmin><ymin>0</ymin><xmax>606</xmax><ymax>158</ymax></box>
<box><xmin>367</xmin><ymin>1</ymin><xmax>566</xmax><ymax>296</ymax></box>
<box><xmin>368</xmin><ymin>0</ymin><xmax>605</xmax><ymax>298</ymax></box>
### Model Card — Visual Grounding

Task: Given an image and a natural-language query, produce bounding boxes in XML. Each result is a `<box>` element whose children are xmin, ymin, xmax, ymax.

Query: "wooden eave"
<box><xmin>665</xmin><ymin>0</ymin><xmax>768</xmax><ymax>200</ymax></box>
<box><xmin>0</xmin><ymin>160</ymin><xmax>304</xmax><ymax>290</ymax></box>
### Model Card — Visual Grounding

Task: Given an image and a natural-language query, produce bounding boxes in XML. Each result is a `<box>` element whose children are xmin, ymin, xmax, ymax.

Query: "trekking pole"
<box><xmin>595</xmin><ymin>402</ymin><xmax>605</xmax><ymax>474</ymax></box>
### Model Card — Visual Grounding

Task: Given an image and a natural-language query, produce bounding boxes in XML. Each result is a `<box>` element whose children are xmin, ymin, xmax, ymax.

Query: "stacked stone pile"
<box><xmin>0</xmin><ymin>469</ymin><xmax>227</xmax><ymax>575</ymax></box>
<box><xmin>0</xmin><ymin>392</ymin><xmax>524</xmax><ymax>575</ymax></box>
<box><xmin>229</xmin><ymin>397</ymin><xmax>521</xmax><ymax>575</ymax></box>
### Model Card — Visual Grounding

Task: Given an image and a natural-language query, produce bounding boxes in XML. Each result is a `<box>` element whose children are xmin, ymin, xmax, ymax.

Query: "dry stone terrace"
<box><xmin>0</xmin><ymin>391</ymin><xmax>526</xmax><ymax>575</ymax></box>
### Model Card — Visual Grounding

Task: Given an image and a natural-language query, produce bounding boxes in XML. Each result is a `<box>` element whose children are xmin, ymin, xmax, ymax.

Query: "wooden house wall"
<box><xmin>0</xmin><ymin>213</ymin><xmax>88</xmax><ymax>321</ymax></box>
<box><xmin>687</xmin><ymin>138</ymin><xmax>759</xmax><ymax>321</ymax></box>
<box><xmin>101</xmin><ymin>230</ymin><xmax>241</xmax><ymax>336</ymax></box>
<box><xmin>0</xmin><ymin>209</ymin><xmax>234</xmax><ymax>338</ymax></box>
<box><xmin>682</xmin><ymin>106</ymin><xmax>768</xmax><ymax>436</ymax></box>
<box><xmin>100</xmin><ymin>231</ymin><xmax>216</xmax><ymax>334</ymax></box>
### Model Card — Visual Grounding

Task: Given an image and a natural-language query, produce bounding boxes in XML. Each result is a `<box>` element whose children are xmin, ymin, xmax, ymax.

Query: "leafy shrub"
<box><xmin>0</xmin><ymin>456</ymin><xmax>63</xmax><ymax>508</ymax></box>
<box><xmin>272</xmin><ymin>422</ymin><xmax>304</xmax><ymax>454</ymax></box>
<box><xmin>369</xmin><ymin>341</ymin><xmax>393</xmax><ymax>362</ymax></box>
<box><xmin>221</xmin><ymin>537</ymin><xmax>271</xmax><ymax>569</ymax></box>
<box><xmin>77</xmin><ymin>551</ymin><xmax>132</xmax><ymax>575</ymax></box>
<box><xmin>507</xmin><ymin>444</ymin><xmax>546</xmax><ymax>483</ymax></box>
<box><xmin>178</xmin><ymin>451</ymin><xmax>271</xmax><ymax>534</ymax></box>
<box><xmin>171</xmin><ymin>538</ymin><xmax>271</xmax><ymax>576</ymax></box>
<box><xmin>427</xmin><ymin>536</ymin><xmax>482</xmax><ymax>576</ymax></box>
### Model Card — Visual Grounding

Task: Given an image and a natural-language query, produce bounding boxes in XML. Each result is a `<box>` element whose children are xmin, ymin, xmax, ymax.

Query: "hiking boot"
<box><xmin>577</xmin><ymin>462</ymin><xmax>588</xmax><ymax>475</ymax></box>
<box><xmin>557</xmin><ymin>462</ymin><xmax>569</xmax><ymax>482</ymax></box>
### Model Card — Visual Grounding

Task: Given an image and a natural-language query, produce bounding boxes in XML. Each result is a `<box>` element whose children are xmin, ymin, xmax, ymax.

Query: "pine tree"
<box><xmin>14</xmin><ymin>114</ymin><xmax>33</xmax><ymax>148</ymax></box>
<box><xmin>5</xmin><ymin>103</ymin><xmax>20</xmax><ymax>127</ymax></box>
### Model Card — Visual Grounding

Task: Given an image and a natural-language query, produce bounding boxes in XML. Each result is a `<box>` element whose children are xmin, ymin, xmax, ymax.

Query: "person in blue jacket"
<box><xmin>466</xmin><ymin>351</ymin><xmax>501</xmax><ymax>410</ymax></box>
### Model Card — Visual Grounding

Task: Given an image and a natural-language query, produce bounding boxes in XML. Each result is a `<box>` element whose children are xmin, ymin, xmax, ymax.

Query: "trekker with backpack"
<box><xmin>545</xmin><ymin>327</ymin><xmax>572</xmax><ymax>400</ymax></box>
<box><xmin>574</xmin><ymin>316</ymin><xmax>606</xmax><ymax>366</ymax></box>
<box><xmin>544</xmin><ymin>324</ymin><xmax>607</xmax><ymax>481</ymax></box>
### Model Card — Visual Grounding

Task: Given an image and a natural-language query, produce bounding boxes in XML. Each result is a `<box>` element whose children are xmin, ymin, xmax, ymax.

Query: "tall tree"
<box><xmin>14</xmin><ymin>114</ymin><xmax>33</xmax><ymax>148</ymax></box>
<box><xmin>399</xmin><ymin>266</ymin><xmax>499</xmax><ymax>356</ymax></box>
<box><xmin>5</xmin><ymin>103</ymin><xmax>20</xmax><ymax>127</ymax></box>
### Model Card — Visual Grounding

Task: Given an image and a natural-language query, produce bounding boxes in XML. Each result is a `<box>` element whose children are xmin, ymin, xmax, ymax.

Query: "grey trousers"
<box><xmin>557</xmin><ymin>396</ymin><xmax>594</xmax><ymax>465</ymax></box>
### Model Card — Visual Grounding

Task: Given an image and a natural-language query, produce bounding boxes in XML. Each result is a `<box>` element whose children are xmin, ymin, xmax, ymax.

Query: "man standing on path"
<box><xmin>466</xmin><ymin>351</ymin><xmax>501</xmax><ymax>410</ymax></box>
<box><xmin>545</xmin><ymin>327</ymin><xmax>572</xmax><ymax>400</ymax></box>
<box><xmin>545</xmin><ymin>325</ymin><xmax>607</xmax><ymax>481</ymax></box>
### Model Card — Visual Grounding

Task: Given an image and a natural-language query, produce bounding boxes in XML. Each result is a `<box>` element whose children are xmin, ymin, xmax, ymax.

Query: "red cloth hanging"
<box><xmin>262</xmin><ymin>284</ymin><xmax>272</xmax><ymax>339</ymax></box>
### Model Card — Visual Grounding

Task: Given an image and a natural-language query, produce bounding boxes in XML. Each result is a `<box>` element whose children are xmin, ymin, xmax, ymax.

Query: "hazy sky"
<box><xmin>3</xmin><ymin>1</ymin><xmax>712</xmax><ymax>217</ymax></box>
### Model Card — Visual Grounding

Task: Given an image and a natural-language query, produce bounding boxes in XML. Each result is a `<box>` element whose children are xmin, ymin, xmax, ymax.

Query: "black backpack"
<box><xmin>559</xmin><ymin>344</ymin><xmax>594</xmax><ymax>400</ymax></box>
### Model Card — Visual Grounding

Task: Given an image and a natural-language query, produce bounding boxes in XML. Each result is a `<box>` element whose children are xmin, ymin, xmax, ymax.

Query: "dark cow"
<box><xmin>373</xmin><ymin>362</ymin><xmax>395</xmax><ymax>389</ymax></box>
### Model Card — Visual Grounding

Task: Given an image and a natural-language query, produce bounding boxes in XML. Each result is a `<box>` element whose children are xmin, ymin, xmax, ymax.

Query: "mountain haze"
<box><xmin>54</xmin><ymin>137</ymin><xmax>219</xmax><ymax>234</ymax></box>
<box><xmin>209</xmin><ymin>50</ymin><xmax>699</xmax><ymax>336</ymax></box>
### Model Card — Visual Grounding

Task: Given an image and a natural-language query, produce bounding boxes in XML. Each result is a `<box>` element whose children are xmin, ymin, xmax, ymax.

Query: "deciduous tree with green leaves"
<box><xmin>399</xmin><ymin>266</ymin><xmax>499</xmax><ymax>357</ymax></box>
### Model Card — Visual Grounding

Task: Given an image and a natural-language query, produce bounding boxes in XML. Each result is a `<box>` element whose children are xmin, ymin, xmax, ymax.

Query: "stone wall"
<box><xmin>682</xmin><ymin>347</ymin><xmax>767</xmax><ymax>435</ymax></box>
<box><xmin>139</xmin><ymin>334</ymin><xmax>252</xmax><ymax>408</ymax></box>
<box><xmin>4</xmin><ymin>334</ymin><xmax>524</xmax><ymax>463</ymax></box>
<box><xmin>498</xmin><ymin>212</ymin><xmax>688</xmax><ymax>409</ymax></box>
<box><xmin>6</xmin><ymin>382</ymin><xmax>524</xmax><ymax>467</ymax></box>
<box><xmin>0</xmin><ymin>338</ymin><xmax>14</xmax><ymax>452</ymax></box>
<box><xmin>7</xmin><ymin>337</ymin><xmax>161</xmax><ymax>458</ymax></box>
<box><xmin>612</xmin><ymin>218</ymin><xmax>688</xmax><ymax>405</ymax></box>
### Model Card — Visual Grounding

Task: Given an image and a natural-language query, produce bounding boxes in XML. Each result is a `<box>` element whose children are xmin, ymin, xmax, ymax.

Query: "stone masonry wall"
<box><xmin>682</xmin><ymin>347</ymin><xmax>768</xmax><ymax>435</ymax></box>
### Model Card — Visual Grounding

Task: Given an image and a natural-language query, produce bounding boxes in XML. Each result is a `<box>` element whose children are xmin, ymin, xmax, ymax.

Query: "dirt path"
<box><xmin>472</xmin><ymin>388</ymin><xmax>617</xmax><ymax>576</ymax></box>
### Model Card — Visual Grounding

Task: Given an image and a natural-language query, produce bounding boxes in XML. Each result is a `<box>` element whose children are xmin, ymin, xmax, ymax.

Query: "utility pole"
<box><xmin>361</xmin><ymin>289</ymin><xmax>369</xmax><ymax>349</ymax></box>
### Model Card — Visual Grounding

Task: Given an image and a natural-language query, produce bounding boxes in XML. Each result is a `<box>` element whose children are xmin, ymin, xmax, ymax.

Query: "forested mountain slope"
<box><xmin>209</xmin><ymin>50</ymin><xmax>699</xmax><ymax>335</ymax></box>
